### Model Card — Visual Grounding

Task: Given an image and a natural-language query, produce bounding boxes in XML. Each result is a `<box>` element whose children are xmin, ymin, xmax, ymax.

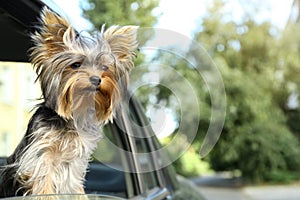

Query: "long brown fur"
<box><xmin>0</xmin><ymin>7</ymin><xmax>138</xmax><ymax>197</ymax></box>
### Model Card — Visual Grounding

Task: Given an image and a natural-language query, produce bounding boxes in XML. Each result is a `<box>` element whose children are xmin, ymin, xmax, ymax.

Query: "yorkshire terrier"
<box><xmin>0</xmin><ymin>7</ymin><xmax>138</xmax><ymax>197</ymax></box>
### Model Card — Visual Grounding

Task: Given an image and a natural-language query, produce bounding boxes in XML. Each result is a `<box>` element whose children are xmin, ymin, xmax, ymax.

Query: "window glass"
<box><xmin>135</xmin><ymin>138</ymin><xmax>159</xmax><ymax>190</ymax></box>
<box><xmin>128</xmin><ymin>100</ymin><xmax>160</xmax><ymax>190</ymax></box>
<box><xmin>86</xmin><ymin>125</ymin><xmax>128</xmax><ymax>198</ymax></box>
<box><xmin>92</xmin><ymin>125</ymin><xmax>125</xmax><ymax>168</ymax></box>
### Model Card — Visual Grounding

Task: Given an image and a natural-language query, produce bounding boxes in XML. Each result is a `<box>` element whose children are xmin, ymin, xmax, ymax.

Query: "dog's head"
<box><xmin>30</xmin><ymin>8</ymin><xmax>138</xmax><ymax>123</ymax></box>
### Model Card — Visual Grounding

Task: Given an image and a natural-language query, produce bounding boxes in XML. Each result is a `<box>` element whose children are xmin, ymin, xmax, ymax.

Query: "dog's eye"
<box><xmin>71</xmin><ymin>62</ymin><xmax>82</xmax><ymax>69</ymax></box>
<box><xmin>101</xmin><ymin>65</ymin><xmax>108</xmax><ymax>71</ymax></box>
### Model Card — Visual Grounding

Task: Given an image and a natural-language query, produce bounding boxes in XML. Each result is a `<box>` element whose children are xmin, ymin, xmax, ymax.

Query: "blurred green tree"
<box><xmin>142</xmin><ymin>0</ymin><xmax>300</xmax><ymax>182</ymax></box>
<box><xmin>193</xmin><ymin>0</ymin><xmax>300</xmax><ymax>183</ymax></box>
<box><xmin>81</xmin><ymin>0</ymin><xmax>159</xmax><ymax>29</ymax></box>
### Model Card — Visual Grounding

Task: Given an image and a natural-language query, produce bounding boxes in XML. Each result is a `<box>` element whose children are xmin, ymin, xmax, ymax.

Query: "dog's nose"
<box><xmin>89</xmin><ymin>76</ymin><xmax>101</xmax><ymax>86</ymax></box>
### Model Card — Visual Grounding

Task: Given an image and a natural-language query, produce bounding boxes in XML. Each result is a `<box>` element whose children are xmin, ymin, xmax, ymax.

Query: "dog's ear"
<box><xmin>104</xmin><ymin>26</ymin><xmax>139</xmax><ymax>72</ymax></box>
<box><xmin>30</xmin><ymin>7</ymin><xmax>76</xmax><ymax>63</ymax></box>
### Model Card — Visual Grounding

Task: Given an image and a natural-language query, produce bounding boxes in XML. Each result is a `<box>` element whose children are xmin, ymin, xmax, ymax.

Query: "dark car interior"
<box><xmin>85</xmin><ymin>161</ymin><xmax>126</xmax><ymax>195</ymax></box>
<box><xmin>0</xmin><ymin>0</ymin><xmax>44</xmax><ymax>62</ymax></box>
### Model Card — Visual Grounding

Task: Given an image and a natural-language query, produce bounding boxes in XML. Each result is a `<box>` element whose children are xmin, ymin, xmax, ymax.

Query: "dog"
<box><xmin>0</xmin><ymin>7</ymin><xmax>138</xmax><ymax>197</ymax></box>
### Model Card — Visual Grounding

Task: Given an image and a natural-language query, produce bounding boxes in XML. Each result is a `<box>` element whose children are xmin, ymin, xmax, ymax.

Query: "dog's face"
<box><xmin>30</xmin><ymin>8</ymin><xmax>138</xmax><ymax>122</ymax></box>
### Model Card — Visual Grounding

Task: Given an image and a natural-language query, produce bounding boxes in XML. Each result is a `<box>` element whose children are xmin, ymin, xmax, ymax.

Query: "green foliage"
<box><xmin>202</xmin><ymin>59</ymin><xmax>300</xmax><ymax>182</ymax></box>
<box><xmin>196</xmin><ymin>0</ymin><xmax>300</xmax><ymax>183</ymax></box>
<box><xmin>171</xmin><ymin>147</ymin><xmax>212</xmax><ymax>177</ymax></box>
<box><xmin>82</xmin><ymin>0</ymin><xmax>159</xmax><ymax>28</ymax></box>
<box><xmin>140</xmin><ymin>0</ymin><xmax>300</xmax><ymax>183</ymax></box>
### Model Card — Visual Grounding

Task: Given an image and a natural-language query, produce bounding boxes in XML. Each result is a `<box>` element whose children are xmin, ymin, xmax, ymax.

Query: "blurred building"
<box><xmin>0</xmin><ymin>62</ymin><xmax>40</xmax><ymax>156</ymax></box>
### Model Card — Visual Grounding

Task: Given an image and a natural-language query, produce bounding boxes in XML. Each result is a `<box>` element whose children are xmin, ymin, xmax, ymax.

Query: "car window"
<box><xmin>0</xmin><ymin>62</ymin><xmax>160</xmax><ymax>198</ymax></box>
<box><xmin>0</xmin><ymin>61</ymin><xmax>168</xmax><ymax>199</ymax></box>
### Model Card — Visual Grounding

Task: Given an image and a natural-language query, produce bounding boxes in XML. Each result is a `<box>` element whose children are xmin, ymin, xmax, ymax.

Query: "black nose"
<box><xmin>89</xmin><ymin>76</ymin><xmax>101</xmax><ymax>86</ymax></box>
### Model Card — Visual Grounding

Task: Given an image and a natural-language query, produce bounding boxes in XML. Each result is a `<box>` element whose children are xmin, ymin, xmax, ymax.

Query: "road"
<box><xmin>198</xmin><ymin>185</ymin><xmax>300</xmax><ymax>200</ymax></box>
<box><xmin>192</xmin><ymin>175</ymin><xmax>300</xmax><ymax>200</ymax></box>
